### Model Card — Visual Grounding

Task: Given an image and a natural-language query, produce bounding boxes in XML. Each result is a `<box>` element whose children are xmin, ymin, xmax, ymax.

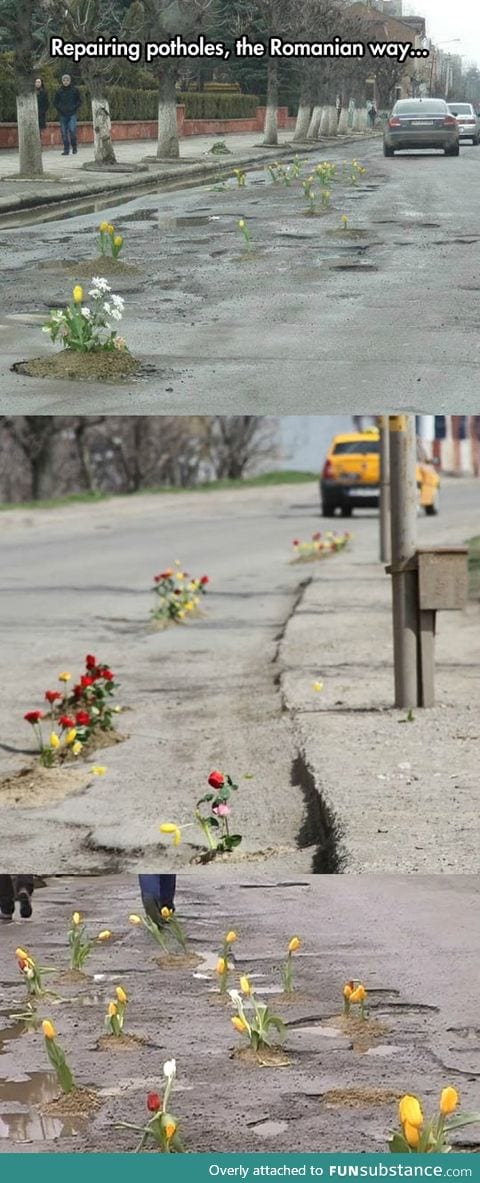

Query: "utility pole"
<box><xmin>389</xmin><ymin>414</ymin><xmax>418</xmax><ymax>708</ymax></box>
<box><xmin>378</xmin><ymin>416</ymin><xmax>390</xmax><ymax>564</ymax></box>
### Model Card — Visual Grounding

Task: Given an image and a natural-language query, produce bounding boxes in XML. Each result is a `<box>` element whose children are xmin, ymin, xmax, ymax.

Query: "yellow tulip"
<box><xmin>108</xmin><ymin>1001</ymin><xmax>117</xmax><ymax>1017</ymax></box>
<box><xmin>288</xmin><ymin>936</ymin><xmax>301</xmax><ymax>954</ymax></box>
<box><xmin>42</xmin><ymin>1020</ymin><xmax>56</xmax><ymax>1040</ymax></box>
<box><xmin>440</xmin><ymin>1087</ymin><xmax>459</xmax><ymax>1116</ymax></box>
<box><xmin>72</xmin><ymin>911</ymin><xmax>81</xmax><ymax>926</ymax></box>
<box><xmin>72</xmin><ymin>741</ymin><xmax>82</xmax><ymax>756</ymax></box>
<box><xmin>15</xmin><ymin>946</ymin><xmax>30</xmax><ymax>961</ymax></box>
<box><xmin>403</xmin><ymin>1121</ymin><xmax>421</xmax><ymax>1149</ymax></box>
<box><xmin>399</xmin><ymin>1095</ymin><xmax>423</xmax><ymax>1129</ymax></box>
<box><xmin>216</xmin><ymin>957</ymin><xmax>226</xmax><ymax>975</ymax></box>
<box><xmin>72</xmin><ymin>285</ymin><xmax>83</xmax><ymax>304</ymax></box>
<box><xmin>350</xmin><ymin>984</ymin><xmax>367</xmax><ymax>1003</ymax></box>
<box><xmin>58</xmin><ymin>672</ymin><xmax>71</xmax><ymax>682</ymax></box>
<box><xmin>50</xmin><ymin>732</ymin><xmax>61</xmax><ymax>749</ymax></box>
<box><xmin>161</xmin><ymin>906</ymin><xmax>173</xmax><ymax>920</ymax></box>
<box><xmin>65</xmin><ymin>728</ymin><xmax>77</xmax><ymax>745</ymax></box>
<box><xmin>129</xmin><ymin>914</ymin><xmax>142</xmax><ymax>925</ymax></box>
<box><xmin>99</xmin><ymin>221</ymin><xmax>109</xmax><ymax>232</ymax></box>
<box><xmin>343</xmin><ymin>983</ymin><xmax>353</xmax><ymax>999</ymax></box>
<box><xmin>107</xmin><ymin>224</ymin><xmax>114</xmax><ymax>234</ymax></box>
<box><xmin>159</xmin><ymin>822</ymin><xmax>181</xmax><ymax>846</ymax></box>
<box><xmin>115</xmin><ymin>986</ymin><xmax>127</xmax><ymax>1004</ymax></box>
<box><xmin>239</xmin><ymin>219</ymin><xmax>245</xmax><ymax>229</ymax></box>
<box><xmin>239</xmin><ymin>975</ymin><xmax>251</xmax><ymax>996</ymax></box>
<box><xmin>231</xmin><ymin>1016</ymin><xmax>248</xmax><ymax>1033</ymax></box>
<box><xmin>313</xmin><ymin>681</ymin><xmax>324</xmax><ymax>692</ymax></box>
<box><xmin>97</xmin><ymin>930</ymin><xmax>111</xmax><ymax>941</ymax></box>
<box><xmin>91</xmin><ymin>765</ymin><xmax>107</xmax><ymax>776</ymax></box>
<box><xmin>165</xmin><ymin>1120</ymin><xmax>176</xmax><ymax>1140</ymax></box>
<box><xmin>226</xmin><ymin>931</ymin><xmax>237</xmax><ymax>944</ymax></box>
<box><xmin>114</xmin><ymin>235</ymin><xmax>123</xmax><ymax>247</ymax></box>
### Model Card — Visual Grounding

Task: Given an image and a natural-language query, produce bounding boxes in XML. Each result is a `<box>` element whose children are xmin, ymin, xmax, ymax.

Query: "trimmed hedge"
<box><xmin>182</xmin><ymin>92</ymin><xmax>258</xmax><ymax>119</ymax></box>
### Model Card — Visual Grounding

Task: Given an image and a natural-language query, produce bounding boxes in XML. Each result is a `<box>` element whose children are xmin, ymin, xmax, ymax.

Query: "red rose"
<box><xmin>73</xmin><ymin>684</ymin><xmax>83</xmax><ymax>698</ymax></box>
<box><xmin>75</xmin><ymin>711</ymin><xmax>90</xmax><ymax>727</ymax></box>
<box><xmin>208</xmin><ymin>770</ymin><xmax>224</xmax><ymax>790</ymax></box>
<box><xmin>24</xmin><ymin>710</ymin><xmax>43</xmax><ymax>724</ymax></box>
<box><xmin>312</xmin><ymin>532</ymin><xmax>322</xmax><ymax>541</ymax></box>
<box><xmin>59</xmin><ymin>715</ymin><xmax>75</xmax><ymax>729</ymax></box>
<box><xmin>45</xmin><ymin>690</ymin><xmax>62</xmax><ymax>704</ymax></box>
<box><xmin>147</xmin><ymin>1092</ymin><xmax>162</xmax><ymax>1113</ymax></box>
<box><xmin>292</xmin><ymin>539</ymin><xmax>300</xmax><ymax>546</ymax></box>
<box><xmin>85</xmin><ymin>655</ymin><xmax>96</xmax><ymax>669</ymax></box>
<box><xmin>100</xmin><ymin>669</ymin><xmax>113</xmax><ymax>681</ymax></box>
<box><xmin>80</xmin><ymin>675</ymin><xmax>94</xmax><ymax>688</ymax></box>
<box><xmin>200</xmin><ymin>575</ymin><xmax>209</xmax><ymax>585</ymax></box>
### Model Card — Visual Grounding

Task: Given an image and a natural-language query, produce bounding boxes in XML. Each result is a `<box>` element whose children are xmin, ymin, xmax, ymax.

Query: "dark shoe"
<box><xmin>0</xmin><ymin>911</ymin><xmax>13</xmax><ymax>922</ymax></box>
<box><xmin>72</xmin><ymin>147</ymin><xmax>77</xmax><ymax>155</ymax></box>
<box><xmin>18</xmin><ymin>889</ymin><xmax>32</xmax><ymax>918</ymax></box>
<box><xmin>141</xmin><ymin>894</ymin><xmax>163</xmax><ymax>927</ymax></box>
<box><xmin>61</xmin><ymin>150</ymin><xmax>69</xmax><ymax>156</ymax></box>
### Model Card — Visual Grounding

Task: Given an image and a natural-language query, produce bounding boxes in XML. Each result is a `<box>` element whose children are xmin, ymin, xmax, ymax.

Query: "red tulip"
<box><xmin>24</xmin><ymin>710</ymin><xmax>43</xmax><ymax>724</ymax></box>
<box><xmin>59</xmin><ymin>715</ymin><xmax>75</xmax><ymax>729</ymax></box>
<box><xmin>208</xmin><ymin>770</ymin><xmax>224</xmax><ymax>790</ymax></box>
<box><xmin>80</xmin><ymin>675</ymin><xmax>94</xmax><ymax>688</ymax></box>
<box><xmin>85</xmin><ymin>655</ymin><xmax>96</xmax><ymax>669</ymax></box>
<box><xmin>292</xmin><ymin>539</ymin><xmax>300</xmax><ymax>546</ymax></box>
<box><xmin>147</xmin><ymin>1092</ymin><xmax>162</xmax><ymax>1113</ymax></box>
<box><xmin>45</xmin><ymin>690</ymin><xmax>62</xmax><ymax>704</ymax></box>
<box><xmin>75</xmin><ymin>711</ymin><xmax>90</xmax><ymax>727</ymax></box>
<box><xmin>200</xmin><ymin>575</ymin><xmax>209</xmax><ymax>585</ymax></box>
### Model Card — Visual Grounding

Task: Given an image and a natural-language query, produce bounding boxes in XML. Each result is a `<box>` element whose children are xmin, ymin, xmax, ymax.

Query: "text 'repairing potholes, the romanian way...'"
<box><xmin>49</xmin><ymin>35</ymin><xmax>431</xmax><ymax>66</ymax></box>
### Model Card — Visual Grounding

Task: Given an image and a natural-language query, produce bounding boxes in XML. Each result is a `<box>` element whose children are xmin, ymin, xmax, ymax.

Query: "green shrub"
<box><xmin>181</xmin><ymin>92</ymin><xmax>258</xmax><ymax>119</ymax></box>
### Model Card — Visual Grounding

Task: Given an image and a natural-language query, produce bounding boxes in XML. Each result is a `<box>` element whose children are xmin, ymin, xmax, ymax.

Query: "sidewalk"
<box><xmin>0</xmin><ymin>129</ymin><xmax>377</xmax><ymax>215</ymax></box>
<box><xmin>279</xmin><ymin>484</ymin><xmax>480</xmax><ymax>875</ymax></box>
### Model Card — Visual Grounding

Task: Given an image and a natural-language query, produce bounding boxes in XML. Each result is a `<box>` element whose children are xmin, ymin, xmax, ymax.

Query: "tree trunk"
<box><xmin>91</xmin><ymin>96</ymin><xmax>117</xmax><ymax>165</ymax></box>
<box><xmin>293</xmin><ymin>71</ymin><xmax>313</xmax><ymax>142</ymax></box>
<box><xmin>157</xmin><ymin>65</ymin><xmax>179</xmax><ymax>159</ymax></box>
<box><xmin>306</xmin><ymin>105</ymin><xmax>322</xmax><ymax>141</ymax></box>
<box><xmin>16</xmin><ymin>91</ymin><xmax>43</xmax><ymax>176</ymax></box>
<box><xmin>14</xmin><ymin>0</ymin><xmax>43</xmax><ymax>177</ymax></box>
<box><xmin>263</xmin><ymin>58</ymin><xmax>278</xmax><ymax>146</ymax></box>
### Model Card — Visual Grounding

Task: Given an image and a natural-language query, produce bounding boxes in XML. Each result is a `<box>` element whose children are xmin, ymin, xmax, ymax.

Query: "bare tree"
<box><xmin>1</xmin><ymin>0</ymin><xmax>44</xmax><ymax>175</ymax></box>
<box><xmin>202</xmin><ymin>417</ymin><xmax>278</xmax><ymax>479</ymax></box>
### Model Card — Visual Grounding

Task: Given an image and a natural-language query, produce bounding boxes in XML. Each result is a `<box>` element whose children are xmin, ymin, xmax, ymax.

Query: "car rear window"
<box><xmin>394</xmin><ymin>101</ymin><xmax>447</xmax><ymax>114</ymax></box>
<box><xmin>449</xmin><ymin>104</ymin><xmax>472</xmax><ymax>114</ymax></box>
<box><xmin>333</xmin><ymin>441</ymin><xmax>380</xmax><ymax>455</ymax></box>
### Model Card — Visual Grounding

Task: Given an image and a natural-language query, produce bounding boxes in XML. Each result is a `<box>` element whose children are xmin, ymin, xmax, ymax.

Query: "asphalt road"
<box><xmin>0</xmin><ymin>873</ymin><xmax>479</xmax><ymax>1153</ymax></box>
<box><xmin>2</xmin><ymin>139</ymin><xmax>480</xmax><ymax>412</ymax></box>
<box><xmin>0</xmin><ymin>477</ymin><xmax>477</xmax><ymax>873</ymax></box>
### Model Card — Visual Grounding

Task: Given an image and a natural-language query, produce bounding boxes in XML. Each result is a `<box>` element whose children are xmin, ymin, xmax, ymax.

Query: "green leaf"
<box><xmin>388</xmin><ymin>1133</ymin><xmax>410</xmax><ymax>1154</ymax></box>
<box><xmin>446</xmin><ymin>1113</ymin><xmax>480</xmax><ymax>1131</ymax></box>
<box><xmin>224</xmin><ymin>834</ymin><xmax>242</xmax><ymax>849</ymax></box>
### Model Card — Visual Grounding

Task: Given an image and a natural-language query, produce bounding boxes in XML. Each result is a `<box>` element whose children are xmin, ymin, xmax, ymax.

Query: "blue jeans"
<box><xmin>138</xmin><ymin>875</ymin><xmax>176</xmax><ymax>911</ymax></box>
<box><xmin>59</xmin><ymin>114</ymin><xmax>77</xmax><ymax>152</ymax></box>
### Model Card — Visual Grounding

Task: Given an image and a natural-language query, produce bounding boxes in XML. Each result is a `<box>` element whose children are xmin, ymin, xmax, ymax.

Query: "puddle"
<box><xmin>0</xmin><ymin>1018</ymin><xmax>29</xmax><ymax>1050</ymax></box>
<box><xmin>0</xmin><ymin>1073</ymin><xmax>84</xmax><ymax>1142</ymax></box>
<box><xmin>251</xmin><ymin>1119</ymin><xmax>289</xmax><ymax>1138</ymax></box>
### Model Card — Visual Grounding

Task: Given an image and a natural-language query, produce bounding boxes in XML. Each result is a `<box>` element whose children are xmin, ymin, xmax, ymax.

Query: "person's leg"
<box><xmin>59</xmin><ymin>116</ymin><xmax>69</xmax><ymax>153</ymax></box>
<box><xmin>159</xmin><ymin>876</ymin><xmax>176</xmax><ymax>910</ymax></box>
<box><xmin>14</xmin><ymin>875</ymin><xmax>34</xmax><ymax>918</ymax></box>
<box><xmin>69</xmin><ymin>115</ymin><xmax>78</xmax><ymax>154</ymax></box>
<box><xmin>138</xmin><ymin>875</ymin><xmax>176</xmax><ymax>924</ymax></box>
<box><xmin>0</xmin><ymin>875</ymin><xmax>15</xmax><ymax>920</ymax></box>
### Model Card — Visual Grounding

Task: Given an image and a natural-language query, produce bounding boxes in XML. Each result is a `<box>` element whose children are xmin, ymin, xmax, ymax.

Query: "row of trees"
<box><xmin>0</xmin><ymin>416</ymin><xmax>278</xmax><ymax>502</ymax></box>
<box><xmin>0</xmin><ymin>0</ymin><xmax>406</xmax><ymax>175</ymax></box>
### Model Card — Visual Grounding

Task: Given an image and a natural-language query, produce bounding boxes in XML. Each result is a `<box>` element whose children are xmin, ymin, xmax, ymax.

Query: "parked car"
<box><xmin>383</xmin><ymin>98</ymin><xmax>459</xmax><ymax>156</ymax></box>
<box><xmin>320</xmin><ymin>428</ymin><xmax>441</xmax><ymax>518</ymax></box>
<box><xmin>447</xmin><ymin>102</ymin><xmax>480</xmax><ymax>144</ymax></box>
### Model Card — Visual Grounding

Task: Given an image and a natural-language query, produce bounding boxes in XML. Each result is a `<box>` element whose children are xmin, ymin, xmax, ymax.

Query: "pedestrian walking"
<box><xmin>138</xmin><ymin>875</ymin><xmax>177</xmax><ymax>926</ymax></box>
<box><xmin>54</xmin><ymin>73</ymin><xmax>81</xmax><ymax>156</ymax></box>
<box><xmin>35</xmin><ymin>78</ymin><xmax>48</xmax><ymax>131</ymax></box>
<box><xmin>368</xmin><ymin>101</ymin><xmax>377</xmax><ymax>128</ymax></box>
<box><xmin>0</xmin><ymin>875</ymin><xmax>34</xmax><ymax>920</ymax></box>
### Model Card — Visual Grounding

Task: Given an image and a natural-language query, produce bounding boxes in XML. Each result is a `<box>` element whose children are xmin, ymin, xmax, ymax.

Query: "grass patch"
<box><xmin>0</xmin><ymin>471</ymin><xmax>317</xmax><ymax>513</ymax></box>
<box><xmin>468</xmin><ymin>535</ymin><xmax>480</xmax><ymax>601</ymax></box>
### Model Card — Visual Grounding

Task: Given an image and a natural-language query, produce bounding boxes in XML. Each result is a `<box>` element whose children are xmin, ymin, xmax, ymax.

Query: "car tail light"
<box><xmin>444</xmin><ymin>115</ymin><xmax>458</xmax><ymax>127</ymax></box>
<box><xmin>388</xmin><ymin>117</ymin><xmax>402</xmax><ymax>128</ymax></box>
<box><xmin>323</xmin><ymin>459</ymin><xmax>334</xmax><ymax>479</ymax></box>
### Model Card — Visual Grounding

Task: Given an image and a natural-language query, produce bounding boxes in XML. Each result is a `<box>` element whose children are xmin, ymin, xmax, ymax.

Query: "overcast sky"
<box><xmin>404</xmin><ymin>0</ymin><xmax>479</xmax><ymax>67</ymax></box>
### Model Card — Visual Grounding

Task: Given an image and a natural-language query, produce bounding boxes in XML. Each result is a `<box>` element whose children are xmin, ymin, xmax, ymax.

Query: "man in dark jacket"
<box><xmin>35</xmin><ymin>78</ymin><xmax>48</xmax><ymax>131</ymax></box>
<box><xmin>54</xmin><ymin>73</ymin><xmax>81</xmax><ymax>155</ymax></box>
<box><xmin>0</xmin><ymin>875</ymin><xmax>34</xmax><ymax>920</ymax></box>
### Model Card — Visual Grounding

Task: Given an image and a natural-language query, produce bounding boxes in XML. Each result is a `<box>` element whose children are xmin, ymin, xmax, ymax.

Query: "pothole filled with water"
<box><xmin>0</xmin><ymin>1073</ymin><xmax>85</xmax><ymax>1142</ymax></box>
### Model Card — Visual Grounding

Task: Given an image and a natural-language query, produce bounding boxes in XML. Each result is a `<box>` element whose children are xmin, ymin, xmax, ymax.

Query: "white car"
<box><xmin>447</xmin><ymin>102</ymin><xmax>480</xmax><ymax>144</ymax></box>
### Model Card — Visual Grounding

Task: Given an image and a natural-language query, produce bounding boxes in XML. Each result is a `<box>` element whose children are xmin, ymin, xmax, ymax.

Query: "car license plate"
<box><xmin>416</xmin><ymin>120</ymin><xmax>434</xmax><ymax>126</ymax></box>
<box><xmin>349</xmin><ymin>487</ymin><xmax>379</xmax><ymax>497</ymax></box>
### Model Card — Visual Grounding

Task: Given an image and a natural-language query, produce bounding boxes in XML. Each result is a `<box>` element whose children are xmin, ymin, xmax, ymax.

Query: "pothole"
<box><xmin>0</xmin><ymin>1073</ymin><xmax>85</xmax><ymax>1141</ymax></box>
<box><xmin>322</xmin><ymin>1087</ymin><xmax>401</xmax><ymax>1108</ymax></box>
<box><xmin>251</xmin><ymin>1118</ymin><xmax>289</xmax><ymax>1137</ymax></box>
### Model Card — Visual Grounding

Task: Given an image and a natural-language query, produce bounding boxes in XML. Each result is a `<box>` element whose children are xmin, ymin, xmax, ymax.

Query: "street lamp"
<box><xmin>429</xmin><ymin>39</ymin><xmax>461</xmax><ymax>96</ymax></box>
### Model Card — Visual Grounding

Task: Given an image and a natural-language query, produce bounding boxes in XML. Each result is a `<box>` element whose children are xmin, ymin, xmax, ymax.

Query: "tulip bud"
<box><xmin>216</xmin><ymin>957</ymin><xmax>226</xmax><ymax>975</ymax></box>
<box><xmin>108</xmin><ymin>1001</ymin><xmax>117</xmax><ymax>1017</ymax></box>
<box><xmin>129</xmin><ymin>914</ymin><xmax>142</xmax><ymax>925</ymax></box>
<box><xmin>115</xmin><ymin>986</ymin><xmax>127</xmax><ymax>1005</ymax></box>
<box><xmin>97</xmin><ymin>930</ymin><xmax>111</xmax><ymax>941</ymax></box>
<box><xmin>50</xmin><ymin>732</ymin><xmax>61</xmax><ymax>749</ymax></box>
<box><xmin>239</xmin><ymin>976</ymin><xmax>251</xmax><ymax>996</ymax></box>
<box><xmin>399</xmin><ymin>1095</ymin><xmax>423</xmax><ymax>1129</ymax></box>
<box><xmin>403</xmin><ymin>1121</ymin><xmax>421</xmax><ymax>1149</ymax></box>
<box><xmin>288</xmin><ymin>936</ymin><xmax>301</xmax><ymax>954</ymax></box>
<box><xmin>440</xmin><ymin>1086</ymin><xmax>459</xmax><ymax>1116</ymax></box>
<box><xmin>226</xmin><ymin>931</ymin><xmax>237</xmax><ymax>944</ymax></box>
<box><xmin>231</xmin><ymin>1016</ymin><xmax>248</xmax><ymax>1033</ymax></box>
<box><xmin>42</xmin><ymin>1019</ymin><xmax>56</xmax><ymax>1040</ymax></box>
<box><xmin>147</xmin><ymin>1092</ymin><xmax>161</xmax><ymax>1112</ymax></box>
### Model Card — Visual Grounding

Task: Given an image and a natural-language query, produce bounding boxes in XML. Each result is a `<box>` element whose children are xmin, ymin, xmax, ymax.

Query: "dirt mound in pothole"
<box><xmin>42</xmin><ymin>1086</ymin><xmax>101</xmax><ymax>1117</ymax></box>
<box><xmin>12</xmin><ymin>352</ymin><xmax>140</xmax><ymax>383</ymax></box>
<box><xmin>327</xmin><ymin>1013</ymin><xmax>389</xmax><ymax>1052</ymax></box>
<box><xmin>153</xmin><ymin>953</ymin><xmax>202</xmax><ymax>970</ymax></box>
<box><xmin>323</xmin><ymin>1087</ymin><xmax>401</xmax><ymax>1108</ymax></box>
<box><xmin>233</xmin><ymin>1045</ymin><xmax>291</xmax><ymax>1068</ymax></box>
<box><xmin>0</xmin><ymin>764</ymin><xmax>91</xmax><ymax>807</ymax></box>
<box><xmin>97</xmin><ymin>1033</ymin><xmax>146</xmax><ymax>1051</ymax></box>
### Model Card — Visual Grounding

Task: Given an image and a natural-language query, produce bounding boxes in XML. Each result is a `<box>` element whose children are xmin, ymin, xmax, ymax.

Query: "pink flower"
<box><xmin>213</xmin><ymin>803</ymin><xmax>230</xmax><ymax>817</ymax></box>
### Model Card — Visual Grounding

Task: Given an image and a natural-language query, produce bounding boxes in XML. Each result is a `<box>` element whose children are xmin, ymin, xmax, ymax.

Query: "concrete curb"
<box><xmin>0</xmin><ymin>133</ymin><xmax>380</xmax><ymax>216</ymax></box>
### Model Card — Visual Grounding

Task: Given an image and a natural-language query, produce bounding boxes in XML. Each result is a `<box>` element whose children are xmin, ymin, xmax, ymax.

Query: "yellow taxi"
<box><xmin>320</xmin><ymin>427</ymin><xmax>440</xmax><ymax>518</ymax></box>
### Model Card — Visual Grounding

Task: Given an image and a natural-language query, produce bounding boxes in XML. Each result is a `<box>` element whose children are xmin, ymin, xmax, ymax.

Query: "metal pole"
<box><xmin>389</xmin><ymin>414</ymin><xmax>418</xmax><ymax>708</ymax></box>
<box><xmin>378</xmin><ymin>416</ymin><xmax>390</xmax><ymax>564</ymax></box>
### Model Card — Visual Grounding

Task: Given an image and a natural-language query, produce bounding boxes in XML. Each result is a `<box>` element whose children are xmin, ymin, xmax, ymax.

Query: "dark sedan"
<box><xmin>383</xmin><ymin>98</ymin><xmax>460</xmax><ymax>156</ymax></box>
